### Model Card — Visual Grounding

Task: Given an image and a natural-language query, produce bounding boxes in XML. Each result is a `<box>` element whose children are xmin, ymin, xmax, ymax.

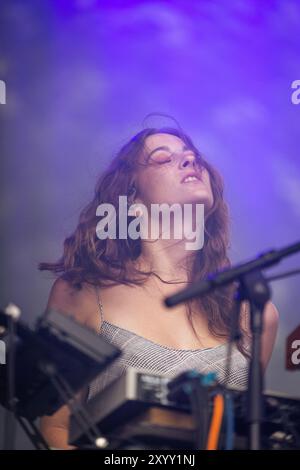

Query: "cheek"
<box><xmin>203</xmin><ymin>170</ymin><xmax>213</xmax><ymax>191</ymax></box>
<box><xmin>137</xmin><ymin>169</ymin><xmax>175</xmax><ymax>203</ymax></box>
<box><xmin>136</xmin><ymin>171</ymin><xmax>158</xmax><ymax>199</ymax></box>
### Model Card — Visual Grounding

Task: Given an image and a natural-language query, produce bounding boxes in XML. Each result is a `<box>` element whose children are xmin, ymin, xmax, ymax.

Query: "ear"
<box><xmin>127</xmin><ymin>183</ymin><xmax>137</xmax><ymax>207</ymax></box>
<box><xmin>128</xmin><ymin>182</ymin><xmax>137</xmax><ymax>199</ymax></box>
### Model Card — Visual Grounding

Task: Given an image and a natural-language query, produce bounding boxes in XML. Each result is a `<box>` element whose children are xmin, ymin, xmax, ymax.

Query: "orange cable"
<box><xmin>206</xmin><ymin>394</ymin><xmax>225</xmax><ymax>450</ymax></box>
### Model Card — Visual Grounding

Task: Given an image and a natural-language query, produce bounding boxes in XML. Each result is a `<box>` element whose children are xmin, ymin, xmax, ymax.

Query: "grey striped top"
<box><xmin>87</xmin><ymin>287</ymin><xmax>250</xmax><ymax>401</ymax></box>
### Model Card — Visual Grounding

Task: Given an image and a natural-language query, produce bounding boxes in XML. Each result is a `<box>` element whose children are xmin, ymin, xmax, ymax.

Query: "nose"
<box><xmin>179</xmin><ymin>152</ymin><xmax>197</xmax><ymax>169</ymax></box>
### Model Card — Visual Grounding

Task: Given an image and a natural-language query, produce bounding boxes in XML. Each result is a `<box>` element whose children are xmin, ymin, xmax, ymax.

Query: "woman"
<box><xmin>39</xmin><ymin>127</ymin><xmax>279</xmax><ymax>449</ymax></box>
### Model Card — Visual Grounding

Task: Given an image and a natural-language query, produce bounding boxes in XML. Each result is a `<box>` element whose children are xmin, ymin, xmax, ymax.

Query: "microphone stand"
<box><xmin>2</xmin><ymin>303</ymin><xmax>21</xmax><ymax>451</ymax></box>
<box><xmin>238</xmin><ymin>270</ymin><xmax>270</xmax><ymax>449</ymax></box>
<box><xmin>165</xmin><ymin>240</ymin><xmax>300</xmax><ymax>450</ymax></box>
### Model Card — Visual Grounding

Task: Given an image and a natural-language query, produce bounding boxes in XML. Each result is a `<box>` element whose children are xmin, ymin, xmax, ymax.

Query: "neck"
<box><xmin>137</xmin><ymin>237</ymin><xmax>197</xmax><ymax>282</ymax></box>
<box><xmin>134</xmin><ymin>203</ymin><xmax>203</xmax><ymax>280</ymax></box>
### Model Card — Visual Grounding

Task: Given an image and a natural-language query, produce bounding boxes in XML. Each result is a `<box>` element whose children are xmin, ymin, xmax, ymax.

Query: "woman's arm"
<box><xmin>260</xmin><ymin>301</ymin><xmax>279</xmax><ymax>371</ymax></box>
<box><xmin>39</xmin><ymin>403</ymin><xmax>76</xmax><ymax>450</ymax></box>
<box><xmin>39</xmin><ymin>278</ymin><xmax>100</xmax><ymax>449</ymax></box>
<box><xmin>241</xmin><ymin>300</ymin><xmax>279</xmax><ymax>371</ymax></box>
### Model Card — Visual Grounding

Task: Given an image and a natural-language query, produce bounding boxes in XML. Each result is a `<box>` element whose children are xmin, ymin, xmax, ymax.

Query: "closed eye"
<box><xmin>147</xmin><ymin>149</ymin><xmax>202</xmax><ymax>166</ymax></box>
<box><xmin>149</xmin><ymin>152</ymin><xmax>172</xmax><ymax>164</ymax></box>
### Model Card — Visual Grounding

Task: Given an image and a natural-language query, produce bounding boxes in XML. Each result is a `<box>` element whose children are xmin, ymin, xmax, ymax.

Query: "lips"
<box><xmin>181</xmin><ymin>172</ymin><xmax>201</xmax><ymax>183</ymax></box>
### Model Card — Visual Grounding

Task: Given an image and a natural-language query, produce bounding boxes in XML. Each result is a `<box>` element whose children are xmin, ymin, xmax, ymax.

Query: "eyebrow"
<box><xmin>147</xmin><ymin>144</ymin><xmax>190</xmax><ymax>159</ymax></box>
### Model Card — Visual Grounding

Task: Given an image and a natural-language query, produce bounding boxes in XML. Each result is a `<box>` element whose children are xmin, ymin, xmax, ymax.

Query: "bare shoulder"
<box><xmin>46</xmin><ymin>277</ymin><xmax>100</xmax><ymax>331</ymax></box>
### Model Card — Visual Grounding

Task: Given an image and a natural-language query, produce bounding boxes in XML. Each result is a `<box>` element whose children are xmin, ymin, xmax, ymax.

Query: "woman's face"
<box><xmin>135</xmin><ymin>133</ymin><xmax>214</xmax><ymax>210</ymax></box>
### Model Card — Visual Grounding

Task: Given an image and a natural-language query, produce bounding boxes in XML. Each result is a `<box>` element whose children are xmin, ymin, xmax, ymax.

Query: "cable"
<box><xmin>266</xmin><ymin>268</ymin><xmax>300</xmax><ymax>283</ymax></box>
<box><xmin>224</xmin><ymin>392</ymin><xmax>235</xmax><ymax>450</ymax></box>
<box><xmin>206</xmin><ymin>394</ymin><xmax>224</xmax><ymax>450</ymax></box>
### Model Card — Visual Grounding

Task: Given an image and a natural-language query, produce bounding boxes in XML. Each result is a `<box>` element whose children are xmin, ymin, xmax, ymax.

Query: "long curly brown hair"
<box><xmin>39</xmin><ymin>127</ymin><xmax>249</xmax><ymax>355</ymax></box>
